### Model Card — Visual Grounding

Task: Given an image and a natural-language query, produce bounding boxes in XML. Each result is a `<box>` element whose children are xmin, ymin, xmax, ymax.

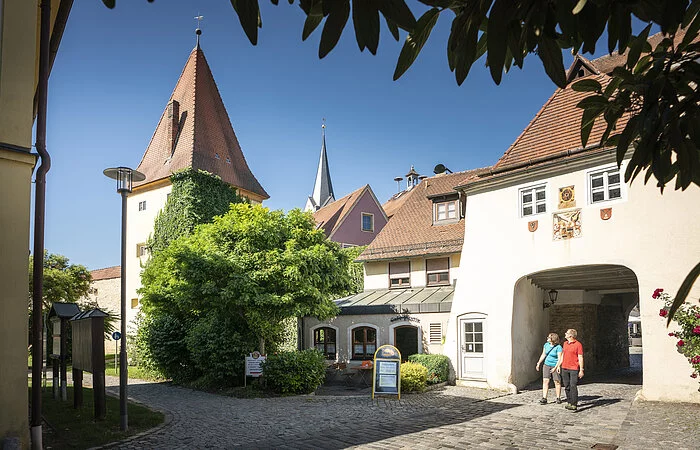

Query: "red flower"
<box><xmin>692</xmin><ymin>356</ymin><xmax>700</xmax><ymax>364</ymax></box>
<box><xmin>696</xmin><ymin>314</ymin><xmax>700</xmax><ymax>319</ymax></box>
<box><xmin>653</xmin><ymin>288</ymin><xmax>664</xmax><ymax>299</ymax></box>
<box><xmin>694</xmin><ymin>326</ymin><xmax>700</xmax><ymax>335</ymax></box>
<box><xmin>659</xmin><ymin>309</ymin><xmax>668</xmax><ymax>317</ymax></box>
<box><xmin>692</xmin><ymin>373</ymin><xmax>698</xmax><ymax>379</ymax></box>
<box><xmin>669</xmin><ymin>332</ymin><xmax>676</xmax><ymax>336</ymax></box>
<box><xmin>678</xmin><ymin>340</ymin><xmax>685</xmax><ymax>347</ymax></box>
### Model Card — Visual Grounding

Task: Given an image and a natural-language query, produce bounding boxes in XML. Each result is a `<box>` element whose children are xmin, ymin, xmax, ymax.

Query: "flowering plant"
<box><xmin>655</xmin><ymin>288</ymin><xmax>700</xmax><ymax>382</ymax></box>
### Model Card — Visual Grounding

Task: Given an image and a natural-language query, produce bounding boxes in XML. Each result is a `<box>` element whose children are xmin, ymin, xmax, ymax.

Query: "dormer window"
<box><xmin>434</xmin><ymin>200</ymin><xmax>458</xmax><ymax>223</ymax></box>
<box><xmin>389</xmin><ymin>261</ymin><xmax>410</xmax><ymax>289</ymax></box>
<box><xmin>215</xmin><ymin>153</ymin><xmax>220</xmax><ymax>160</ymax></box>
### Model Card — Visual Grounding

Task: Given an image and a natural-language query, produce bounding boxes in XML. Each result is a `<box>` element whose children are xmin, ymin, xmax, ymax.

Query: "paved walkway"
<box><xmin>97</xmin><ymin>371</ymin><xmax>700</xmax><ymax>449</ymax></box>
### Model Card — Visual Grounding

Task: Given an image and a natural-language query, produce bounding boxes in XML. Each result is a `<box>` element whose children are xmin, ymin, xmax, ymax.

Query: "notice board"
<box><xmin>372</xmin><ymin>345</ymin><xmax>402</xmax><ymax>399</ymax></box>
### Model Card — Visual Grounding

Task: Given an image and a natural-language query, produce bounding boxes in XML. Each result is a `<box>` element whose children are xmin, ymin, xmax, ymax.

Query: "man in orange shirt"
<box><xmin>558</xmin><ymin>328</ymin><xmax>584</xmax><ymax>411</ymax></box>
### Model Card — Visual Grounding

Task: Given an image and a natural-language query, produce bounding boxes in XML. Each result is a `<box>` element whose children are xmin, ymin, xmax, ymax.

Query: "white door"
<box><xmin>460</xmin><ymin>318</ymin><xmax>485</xmax><ymax>379</ymax></box>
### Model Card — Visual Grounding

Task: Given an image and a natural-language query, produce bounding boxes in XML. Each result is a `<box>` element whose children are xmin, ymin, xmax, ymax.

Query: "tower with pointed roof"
<box><xmin>305</xmin><ymin>123</ymin><xmax>335</xmax><ymax>212</ymax></box>
<box><xmin>123</xmin><ymin>31</ymin><xmax>268</xmax><ymax>327</ymax></box>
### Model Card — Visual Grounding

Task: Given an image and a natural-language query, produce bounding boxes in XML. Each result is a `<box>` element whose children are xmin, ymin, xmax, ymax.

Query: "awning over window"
<box><xmin>334</xmin><ymin>286</ymin><xmax>453</xmax><ymax>315</ymax></box>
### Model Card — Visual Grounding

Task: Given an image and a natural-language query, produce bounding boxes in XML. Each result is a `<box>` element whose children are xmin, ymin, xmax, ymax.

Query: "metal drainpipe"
<box><xmin>31</xmin><ymin>1</ymin><xmax>52</xmax><ymax>448</ymax></box>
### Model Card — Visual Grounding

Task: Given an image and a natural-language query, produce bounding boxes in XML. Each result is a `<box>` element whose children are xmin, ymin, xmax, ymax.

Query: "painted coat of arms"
<box><xmin>553</xmin><ymin>209</ymin><xmax>582</xmax><ymax>240</ymax></box>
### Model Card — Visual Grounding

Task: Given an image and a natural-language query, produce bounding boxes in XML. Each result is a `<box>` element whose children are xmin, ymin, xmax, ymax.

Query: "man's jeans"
<box><xmin>561</xmin><ymin>369</ymin><xmax>579</xmax><ymax>405</ymax></box>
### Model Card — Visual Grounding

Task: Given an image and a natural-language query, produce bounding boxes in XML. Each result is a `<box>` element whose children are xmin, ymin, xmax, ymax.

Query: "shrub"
<box><xmin>185</xmin><ymin>314</ymin><xmax>256</xmax><ymax>387</ymax></box>
<box><xmin>400</xmin><ymin>361</ymin><xmax>428</xmax><ymax>393</ymax></box>
<box><xmin>655</xmin><ymin>288</ymin><xmax>700</xmax><ymax>383</ymax></box>
<box><xmin>137</xmin><ymin>313</ymin><xmax>197</xmax><ymax>382</ymax></box>
<box><xmin>408</xmin><ymin>354</ymin><xmax>450</xmax><ymax>384</ymax></box>
<box><xmin>261</xmin><ymin>349</ymin><xmax>326</xmax><ymax>395</ymax></box>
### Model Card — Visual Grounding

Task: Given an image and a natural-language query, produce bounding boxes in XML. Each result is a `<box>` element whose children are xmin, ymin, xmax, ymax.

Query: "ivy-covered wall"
<box><xmin>149</xmin><ymin>168</ymin><xmax>244</xmax><ymax>254</ymax></box>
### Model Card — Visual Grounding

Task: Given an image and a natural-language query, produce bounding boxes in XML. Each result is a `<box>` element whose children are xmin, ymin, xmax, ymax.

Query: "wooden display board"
<box><xmin>372</xmin><ymin>345</ymin><xmax>401</xmax><ymax>399</ymax></box>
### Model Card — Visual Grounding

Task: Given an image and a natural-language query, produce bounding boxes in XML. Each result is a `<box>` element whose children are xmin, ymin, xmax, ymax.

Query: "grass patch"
<box><xmin>103</xmin><ymin>354</ymin><xmax>164</xmax><ymax>382</ymax></box>
<box><xmin>34</xmin><ymin>385</ymin><xmax>164</xmax><ymax>449</ymax></box>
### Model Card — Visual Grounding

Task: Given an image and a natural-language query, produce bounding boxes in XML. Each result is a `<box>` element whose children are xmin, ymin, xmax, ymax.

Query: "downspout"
<box><xmin>31</xmin><ymin>1</ymin><xmax>52</xmax><ymax>448</ymax></box>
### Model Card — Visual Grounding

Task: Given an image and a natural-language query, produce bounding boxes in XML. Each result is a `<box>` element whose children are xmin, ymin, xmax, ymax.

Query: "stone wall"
<box><xmin>550</xmin><ymin>302</ymin><xmax>630</xmax><ymax>375</ymax></box>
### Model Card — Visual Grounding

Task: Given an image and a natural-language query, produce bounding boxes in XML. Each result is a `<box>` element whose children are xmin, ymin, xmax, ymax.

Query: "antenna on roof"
<box><xmin>195</xmin><ymin>15</ymin><xmax>204</xmax><ymax>48</ymax></box>
<box><xmin>393</xmin><ymin>176</ymin><xmax>403</xmax><ymax>193</ymax></box>
<box><xmin>433</xmin><ymin>164</ymin><xmax>452</xmax><ymax>174</ymax></box>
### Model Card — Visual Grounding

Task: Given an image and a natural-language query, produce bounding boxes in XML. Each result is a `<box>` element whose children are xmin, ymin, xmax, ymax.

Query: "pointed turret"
<box><xmin>305</xmin><ymin>123</ymin><xmax>335</xmax><ymax>212</ymax></box>
<box><xmin>134</xmin><ymin>41</ymin><xmax>268</xmax><ymax>201</ymax></box>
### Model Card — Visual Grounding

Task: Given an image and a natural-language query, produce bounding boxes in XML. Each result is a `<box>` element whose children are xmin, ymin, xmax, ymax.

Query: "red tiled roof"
<box><xmin>357</xmin><ymin>169</ymin><xmax>484</xmax><ymax>261</ymax></box>
<box><xmin>489</xmin><ymin>31</ymin><xmax>690</xmax><ymax>175</ymax></box>
<box><xmin>382</xmin><ymin>191</ymin><xmax>411</xmax><ymax>219</ymax></box>
<box><xmin>135</xmin><ymin>47</ymin><xmax>268</xmax><ymax>200</ymax></box>
<box><xmin>313</xmin><ymin>185</ymin><xmax>369</xmax><ymax>238</ymax></box>
<box><xmin>91</xmin><ymin>266</ymin><xmax>121</xmax><ymax>281</ymax></box>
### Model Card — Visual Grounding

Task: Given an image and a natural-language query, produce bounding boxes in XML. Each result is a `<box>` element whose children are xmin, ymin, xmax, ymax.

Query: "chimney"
<box><xmin>167</xmin><ymin>100</ymin><xmax>180</xmax><ymax>154</ymax></box>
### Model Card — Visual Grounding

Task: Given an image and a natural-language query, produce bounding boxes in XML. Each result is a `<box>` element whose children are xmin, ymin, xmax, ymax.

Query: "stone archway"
<box><xmin>511</xmin><ymin>264</ymin><xmax>639</xmax><ymax>388</ymax></box>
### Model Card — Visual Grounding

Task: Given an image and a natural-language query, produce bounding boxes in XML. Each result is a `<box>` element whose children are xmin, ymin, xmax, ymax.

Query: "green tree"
<box><xmin>342</xmin><ymin>245</ymin><xmax>366</xmax><ymax>295</ymax></box>
<box><xmin>138</xmin><ymin>204</ymin><xmax>348</xmax><ymax>383</ymax></box>
<box><xmin>29</xmin><ymin>251</ymin><xmax>92</xmax><ymax>311</ymax></box>
<box><xmin>149</xmin><ymin>168</ymin><xmax>245</xmax><ymax>255</ymax></box>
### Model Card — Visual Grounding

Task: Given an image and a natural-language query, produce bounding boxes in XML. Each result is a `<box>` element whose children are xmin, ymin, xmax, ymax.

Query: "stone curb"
<box><xmin>87</xmin><ymin>391</ymin><xmax>174</xmax><ymax>450</ymax></box>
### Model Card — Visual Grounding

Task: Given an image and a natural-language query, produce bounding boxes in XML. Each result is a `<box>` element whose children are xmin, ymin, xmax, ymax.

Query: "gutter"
<box><xmin>454</xmin><ymin>145</ymin><xmax>610</xmax><ymax>191</ymax></box>
<box><xmin>31</xmin><ymin>2</ymin><xmax>52</xmax><ymax>448</ymax></box>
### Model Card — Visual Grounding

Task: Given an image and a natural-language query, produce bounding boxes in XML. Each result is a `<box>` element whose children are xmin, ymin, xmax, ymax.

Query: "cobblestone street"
<box><xmin>99</xmin><ymin>369</ymin><xmax>700</xmax><ymax>449</ymax></box>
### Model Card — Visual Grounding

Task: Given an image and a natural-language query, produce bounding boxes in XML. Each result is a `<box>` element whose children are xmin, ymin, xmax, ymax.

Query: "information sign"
<box><xmin>112</xmin><ymin>331</ymin><xmax>121</xmax><ymax>341</ymax></box>
<box><xmin>245</xmin><ymin>351</ymin><xmax>266</xmax><ymax>377</ymax></box>
<box><xmin>372</xmin><ymin>345</ymin><xmax>401</xmax><ymax>399</ymax></box>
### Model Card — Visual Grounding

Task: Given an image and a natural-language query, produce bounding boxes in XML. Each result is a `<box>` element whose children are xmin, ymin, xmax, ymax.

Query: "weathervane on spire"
<box><xmin>321</xmin><ymin>118</ymin><xmax>326</xmax><ymax>134</ymax></box>
<box><xmin>195</xmin><ymin>15</ymin><xmax>204</xmax><ymax>48</ymax></box>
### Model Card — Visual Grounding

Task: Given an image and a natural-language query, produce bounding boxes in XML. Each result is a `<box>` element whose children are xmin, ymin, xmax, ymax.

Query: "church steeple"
<box><xmin>305</xmin><ymin>122</ymin><xmax>335</xmax><ymax>212</ymax></box>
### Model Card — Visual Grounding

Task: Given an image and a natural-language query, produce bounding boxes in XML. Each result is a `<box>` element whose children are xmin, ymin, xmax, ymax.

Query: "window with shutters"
<box><xmin>429</xmin><ymin>323</ymin><xmax>443</xmax><ymax>344</ymax></box>
<box><xmin>426</xmin><ymin>257</ymin><xmax>450</xmax><ymax>286</ymax></box>
<box><xmin>389</xmin><ymin>261</ymin><xmax>410</xmax><ymax>288</ymax></box>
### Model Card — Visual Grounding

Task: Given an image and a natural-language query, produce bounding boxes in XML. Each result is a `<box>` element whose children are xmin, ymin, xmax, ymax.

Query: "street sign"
<box><xmin>372</xmin><ymin>345</ymin><xmax>401</xmax><ymax>399</ymax></box>
<box><xmin>112</xmin><ymin>331</ymin><xmax>121</xmax><ymax>341</ymax></box>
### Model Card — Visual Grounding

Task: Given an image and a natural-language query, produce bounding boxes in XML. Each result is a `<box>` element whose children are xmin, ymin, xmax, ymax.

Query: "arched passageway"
<box><xmin>512</xmin><ymin>264</ymin><xmax>640</xmax><ymax>388</ymax></box>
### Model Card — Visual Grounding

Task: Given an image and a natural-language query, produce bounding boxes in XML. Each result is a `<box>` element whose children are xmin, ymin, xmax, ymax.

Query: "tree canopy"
<box><xmin>29</xmin><ymin>251</ymin><xmax>92</xmax><ymax>311</ymax></box>
<box><xmin>137</xmin><ymin>204</ymin><xmax>350</xmax><ymax>383</ymax></box>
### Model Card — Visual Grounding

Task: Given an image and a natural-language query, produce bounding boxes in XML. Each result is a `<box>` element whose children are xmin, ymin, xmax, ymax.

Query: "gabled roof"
<box><xmin>91</xmin><ymin>266</ymin><xmax>121</xmax><ymax>281</ymax></box>
<box><xmin>134</xmin><ymin>46</ymin><xmax>268</xmax><ymax>200</ymax></box>
<box><xmin>313</xmin><ymin>184</ymin><xmax>385</xmax><ymax>239</ymax></box>
<box><xmin>358</xmin><ymin>169</ymin><xmax>484</xmax><ymax>261</ymax></box>
<box><xmin>486</xmin><ymin>31</ymin><xmax>690</xmax><ymax>177</ymax></box>
<box><xmin>306</xmin><ymin>128</ymin><xmax>334</xmax><ymax>212</ymax></box>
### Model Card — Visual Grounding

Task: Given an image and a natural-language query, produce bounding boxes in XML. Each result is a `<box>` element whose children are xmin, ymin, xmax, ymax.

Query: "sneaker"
<box><xmin>539</xmin><ymin>398</ymin><xmax>547</xmax><ymax>405</ymax></box>
<box><xmin>565</xmin><ymin>403</ymin><xmax>578</xmax><ymax>411</ymax></box>
<box><xmin>555</xmin><ymin>398</ymin><xmax>562</xmax><ymax>404</ymax></box>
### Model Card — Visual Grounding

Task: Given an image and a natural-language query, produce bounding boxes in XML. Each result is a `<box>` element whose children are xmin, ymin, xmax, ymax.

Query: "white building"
<box><xmin>446</xmin><ymin>51</ymin><xmax>700</xmax><ymax>402</ymax></box>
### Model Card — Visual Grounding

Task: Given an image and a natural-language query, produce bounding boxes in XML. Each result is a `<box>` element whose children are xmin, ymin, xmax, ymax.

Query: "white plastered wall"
<box><xmin>363</xmin><ymin>253</ymin><xmax>461</xmax><ymax>290</ymax></box>
<box><xmin>447</xmin><ymin>156</ymin><xmax>700</xmax><ymax>402</ymax></box>
<box><xmin>125</xmin><ymin>183</ymin><xmax>172</xmax><ymax>330</ymax></box>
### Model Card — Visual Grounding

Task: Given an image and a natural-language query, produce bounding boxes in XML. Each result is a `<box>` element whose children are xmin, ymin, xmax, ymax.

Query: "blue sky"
<box><xmin>42</xmin><ymin>1</ymin><xmax>622</xmax><ymax>270</ymax></box>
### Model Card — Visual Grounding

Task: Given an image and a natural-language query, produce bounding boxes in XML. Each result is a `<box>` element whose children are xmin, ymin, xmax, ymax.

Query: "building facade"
<box><xmin>446</xmin><ymin>48</ymin><xmax>700</xmax><ymax>402</ymax></box>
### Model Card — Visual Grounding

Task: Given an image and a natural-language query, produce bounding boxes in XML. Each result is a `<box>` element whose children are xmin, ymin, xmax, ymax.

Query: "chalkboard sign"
<box><xmin>372</xmin><ymin>345</ymin><xmax>402</xmax><ymax>399</ymax></box>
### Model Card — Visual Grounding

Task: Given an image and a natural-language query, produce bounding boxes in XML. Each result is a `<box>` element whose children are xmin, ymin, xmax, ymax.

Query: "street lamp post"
<box><xmin>103</xmin><ymin>167</ymin><xmax>145</xmax><ymax>432</ymax></box>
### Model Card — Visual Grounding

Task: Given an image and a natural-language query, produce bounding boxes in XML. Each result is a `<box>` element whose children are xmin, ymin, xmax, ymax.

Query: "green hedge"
<box><xmin>400</xmin><ymin>361</ymin><xmax>428</xmax><ymax>392</ymax></box>
<box><xmin>261</xmin><ymin>349</ymin><xmax>326</xmax><ymax>395</ymax></box>
<box><xmin>408</xmin><ymin>354</ymin><xmax>450</xmax><ymax>384</ymax></box>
